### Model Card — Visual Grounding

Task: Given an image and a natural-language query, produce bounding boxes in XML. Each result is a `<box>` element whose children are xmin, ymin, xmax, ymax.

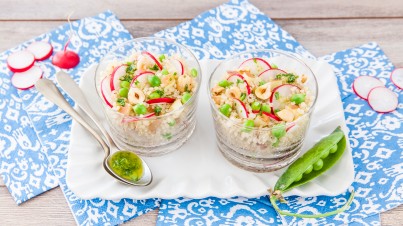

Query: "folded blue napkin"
<box><xmin>0</xmin><ymin>0</ymin><xmax>401</xmax><ymax>225</ymax></box>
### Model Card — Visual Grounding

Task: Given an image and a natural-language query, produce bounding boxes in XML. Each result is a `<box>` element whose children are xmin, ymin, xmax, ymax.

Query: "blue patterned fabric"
<box><xmin>0</xmin><ymin>0</ymin><xmax>400</xmax><ymax>225</ymax></box>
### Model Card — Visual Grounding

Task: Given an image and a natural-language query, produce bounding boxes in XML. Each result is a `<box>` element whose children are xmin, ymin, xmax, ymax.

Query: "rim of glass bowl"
<box><xmin>95</xmin><ymin>37</ymin><xmax>202</xmax><ymax>121</ymax></box>
<box><xmin>207</xmin><ymin>49</ymin><xmax>318</xmax><ymax>132</ymax></box>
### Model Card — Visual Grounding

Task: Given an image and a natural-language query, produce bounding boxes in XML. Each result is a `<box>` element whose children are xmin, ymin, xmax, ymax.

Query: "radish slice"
<box><xmin>286</xmin><ymin>122</ymin><xmax>296</xmax><ymax>132</ymax></box>
<box><xmin>11</xmin><ymin>65</ymin><xmax>43</xmax><ymax>90</ymax></box>
<box><xmin>146</xmin><ymin>97</ymin><xmax>176</xmax><ymax>104</ymax></box>
<box><xmin>239</xmin><ymin>58</ymin><xmax>271</xmax><ymax>76</ymax></box>
<box><xmin>234</xmin><ymin>98</ymin><xmax>249</xmax><ymax>118</ymax></box>
<box><xmin>391</xmin><ymin>68</ymin><xmax>403</xmax><ymax>89</ymax></box>
<box><xmin>131</xmin><ymin>71</ymin><xmax>154</xmax><ymax>87</ymax></box>
<box><xmin>167</xmin><ymin>59</ymin><xmax>184</xmax><ymax>75</ymax></box>
<box><xmin>142</xmin><ymin>51</ymin><xmax>162</xmax><ymax>70</ymax></box>
<box><xmin>252</xmin><ymin>110</ymin><xmax>260</xmax><ymax>114</ymax></box>
<box><xmin>101</xmin><ymin>77</ymin><xmax>113</xmax><ymax>108</ymax></box>
<box><xmin>352</xmin><ymin>75</ymin><xmax>384</xmax><ymax>100</ymax></box>
<box><xmin>110</xmin><ymin>64</ymin><xmax>127</xmax><ymax>91</ymax></box>
<box><xmin>7</xmin><ymin>50</ymin><xmax>35</xmax><ymax>72</ymax></box>
<box><xmin>258</xmin><ymin>68</ymin><xmax>287</xmax><ymax>82</ymax></box>
<box><xmin>122</xmin><ymin>113</ymin><xmax>155</xmax><ymax>123</ymax></box>
<box><xmin>270</xmin><ymin>84</ymin><xmax>300</xmax><ymax>112</ymax></box>
<box><xmin>262</xmin><ymin>112</ymin><xmax>281</xmax><ymax>121</ymax></box>
<box><xmin>368</xmin><ymin>87</ymin><xmax>398</xmax><ymax>113</ymax></box>
<box><xmin>52</xmin><ymin>50</ymin><xmax>80</xmax><ymax>69</ymax></box>
<box><xmin>27</xmin><ymin>42</ymin><xmax>53</xmax><ymax>61</ymax></box>
<box><xmin>227</xmin><ymin>73</ymin><xmax>251</xmax><ymax>95</ymax></box>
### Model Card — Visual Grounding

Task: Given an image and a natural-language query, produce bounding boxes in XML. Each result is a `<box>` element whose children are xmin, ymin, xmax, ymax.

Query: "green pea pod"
<box><xmin>269</xmin><ymin>126</ymin><xmax>355</xmax><ymax>218</ymax></box>
<box><xmin>275</xmin><ymin>126</ymin><xmax>346</xmax><ymax>192</ymax></box>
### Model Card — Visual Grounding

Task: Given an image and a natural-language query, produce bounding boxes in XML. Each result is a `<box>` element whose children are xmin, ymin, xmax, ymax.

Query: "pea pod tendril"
<box><xmin>268</xmin><ymin>126</ymin><xmax>355</xmax><ymax>218</ymax></box>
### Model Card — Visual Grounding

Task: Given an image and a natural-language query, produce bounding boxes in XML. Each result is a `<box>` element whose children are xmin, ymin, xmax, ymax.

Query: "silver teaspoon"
<box><xmin>35</xmin><ymin>77</ymin><xmax>152</xmax><ymax>186</ymax></box>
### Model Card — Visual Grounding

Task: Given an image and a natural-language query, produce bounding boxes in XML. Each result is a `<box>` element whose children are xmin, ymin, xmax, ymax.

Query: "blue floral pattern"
<box><xmin>0</xmin><ymin>0</ymin><xmax>401</xmax><ymax>225</ymax></box>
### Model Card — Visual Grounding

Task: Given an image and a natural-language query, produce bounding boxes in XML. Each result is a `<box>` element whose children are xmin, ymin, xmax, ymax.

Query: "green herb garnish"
<box><xmin>154</xmin><ymin>105</ymin><xmax>162</xmax><ymax>116</ymax></box>
<box><xmin>150</xmin><ymin>64</ymin><xmax>160</xmax><ymax>71</ymax></box>
<box><xmin>117</xmin><ymin>98</ymin><xmax>126</xmax><ymax>106</ymax></box>
<box><xmin>275</xmin><ymin>92</ymin><xmax>280</xmax><ymax>100</ymax></box>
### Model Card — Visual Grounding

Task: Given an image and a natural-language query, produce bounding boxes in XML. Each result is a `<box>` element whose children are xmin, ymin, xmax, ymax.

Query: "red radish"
<box><xmin>286</xmin><ymin>122</ymin><xmax>296</xmax><ymax>132</ymax></box>
<box><xmin>262</xmin><ymin>112</ymin><xmax>281</xmax><ymax>121</ymax></box>
<box><xmin>109</xmin><ymin>64</ymin><xmax>127</xmax><ymax>91</ymax></box>
<box><xmin>131</xmin><ymin>71</ymin><xmax>154</xmax><ymax>87</ymax></box>
<box><xmin>122</xmin><ymin>113</ymin><xmax>155</xmax><ymax>123</ymax></box>
<box><xmin>27</xmin><ymin>42</ymin><xmax>53</xmax><ymax>61</ymax></box>
<box><xmin>101</xmin><ymin>77</ymin><xmax>113</xmax><ymax>108</ymax></box>
<box><xmin>367</xmin><ymin>87</ymin><xmax>398</xmax><ymax>113</ymax></box>
<box><xmin>239</xmin><ymin>58</ymin><xmax>271</xmax><ymax>76</ymax></box>
<box><xmin>146</xmin><ymin>97</ymin><xmax>176</xmax><ymax>104</ymax></box>
<box><xmin>252</xmin><ymin>110</ymin><xmax>260</xmax><ymax>114</ymax></box>
<box><xmin>227</xmin><ymin>73</ymin><xmax>251</xmax><ymax>95</ymax></box>
<box><xmin>258</xmin><ymin>68</ymin><xmax>287</xmax><ymax>82</ymax></box>
<box><xmin>270</xmin><ymin>84</ymin><xmax>300</xmax><ymax>112</ymax></box>
<box><xmin>168</xmin><ymin>59</ymin><xmax>184</xmax><ymax>75</ymax></box>
<box><xmin>352</xmin><ymin>75</ymin><xmax>384</xmax><ymax>100</ymax></box>
<box><xmin>11</xmin><ymin>65</ymin><xmax>43</xmax><ymax>90</ymax></box>
<box><xmin>234</xmin><ymin>98</ymin><xmax>249</xmax><ymax>118</ymax></box>
<box><xmin>142</xmin><ymin>51</ymin><xmax>162</xmax><ymax>70</ymax></box>
<box><xmin>52</xmin><ymin>38</ymin><xmax>80</xmax><ymax>69</ymax></box>
<box><xmin>7</xmin><ymin>50</ymin><xmax>35</xmax><ymax>72</ymax></box>
<box><xmin>390</xmin><ymin>68</ymin><xmax>403</xmax><ymax>89</ymax></box>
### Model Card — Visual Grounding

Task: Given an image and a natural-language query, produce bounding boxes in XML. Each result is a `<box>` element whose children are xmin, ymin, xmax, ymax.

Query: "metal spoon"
<box><xmin>35</xmin><ymin>77</ymin><xmax>152</xmax><ymax>186</ymax></box>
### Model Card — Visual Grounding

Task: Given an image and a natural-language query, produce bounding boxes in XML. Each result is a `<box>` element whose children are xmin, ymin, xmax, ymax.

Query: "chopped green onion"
<box><xmin>117</xmin><ymin>98</ymin><xmax>125</xmax><ymax>106</ymax></box>
<box><xmin>240</xmin><ymin>93</ymin><xmax>247</xmax><ymax>101</ymax></box>
<box><xmin>154</xmin><ymin>105</ymin><xmax>162</xmax><ymax>116</ymax></box>
<box><xmin>218</xmin><ymin>80</ymin><xmax>233</xmax><ymax>88</ymax></box>
<box><xmin>275</xmin><ymin>92</ymin><xmax>280</xmax><ymax>100</ymax></box>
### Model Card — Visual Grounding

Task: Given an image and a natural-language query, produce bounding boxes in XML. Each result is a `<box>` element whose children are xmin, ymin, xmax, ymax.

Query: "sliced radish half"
<box><xmin>227</xmin><ymin>73</ymin><xmax>251</xmax><ymax>94</ymax></box>
<box><xmin>262</xmin><ymin>112</ymin><xmax>281</xmax><ymax>121</ymax></box>
<box><xmin>368</xmin><ymin>87</ymin><xmax>398</xmax><ymax>113</ymax></box>
<box><xmin>110</xmin><ymin>64</ymin><xmax>127</xmax><ymax>91</ymax></box>
<box><xmin>7</xmin><ymin>50</ymin><xmax>35</xmax><ymax>72</ymax></box>
<box><xmin>131</xmin><ymin>71</ymin><xmax>154</xmax><ymax>87</ymax></box>
<box><xmin>27</xmin><ymin>42</ymin><xmax>53</xmax><ymax>61</ymax></box>
<box><xmin>146</xmin><ymin>97</ymin><xmax>176</xmax><ymax>104</ymax></box>
<box><xmin>258</xmin><ymin>68</ymin><xmax>287</xmax><ymax>82</ymax></box>
<box><xmin>122</xmin><ymin>113</ymin><xmax>156</xmax><ymax>123</ymax></box>
<box><xmin>52</xmin><ymin>50</ymin><xmax>80</xmax><ymax>69</ymax></box>
<box><xmin>11</xmin><ymin>65</ymin><xmax>43</xmax><ymax>90</ymax></box>
<box><xmin>239</xmin><ymin>58</ymin><xmax>271</xmax><ymax>76</ymax></box>
<box><xmin>352</xmin><ymin>75</ymin><xmax>384</xmax><ymax>100</ymax></box>
<box><xmin>167</xmin><ymin>59</ymin><xmax>184</xmax><ymax>75</ymax></box>
<box><xmin>234</xmin><ymin>98</ymin><xmax>249</xmax><ymax>118</ymax></box>
<box><xmin>142</xmin><ymin>51</ymin><xmax>162</xmax><ymax>70</ymax></box>
<box><xmin>252</xmin><ymin>110</ymin><xmax>260</xmax><ymax>114</ymax></box>
<box><xmin>286</xmin><ymin>122</ymin><xmax>296</xmax><ymax>132</ymax></box>
<box><xmin>101</xmin><ymin>77</ymin><xmax>113</xmax><ymax>108</ymax></box>
<box><xmin>391</xmin><ymin>68</ymin><xmax>403</xmax><ymax>89</ymax></box>
<box><xmin>270</xmin><ymin>84</ymin><xmax>300</xmax><ymax>112</ymax></box>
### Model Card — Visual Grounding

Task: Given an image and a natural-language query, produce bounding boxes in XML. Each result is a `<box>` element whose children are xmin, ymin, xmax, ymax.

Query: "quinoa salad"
<box><xmin>210</xmin><ymin>57</ymin><xmax>314</xmax><ymax>153</ymax></box>
<box><xmin>98</xmin><ymin>51</ymin><xmax>199</xmax><ymax>150</ymax></box>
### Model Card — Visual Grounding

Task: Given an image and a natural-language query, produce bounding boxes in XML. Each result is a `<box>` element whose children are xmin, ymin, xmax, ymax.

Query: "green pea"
<box><xmin>272</xmin><ymin>123</ymin><xmax>286</xmax><ymax>139</ymax></box>
<box><xmin>251</xmin><ymin>102</ymin><xmax>261</xmax><ymax>111</ymax></box>
<box><xmin>168</xmin><ymin>120</ymin><xmax>175</xmax><ymax>126</ymax></box>
<box><xmin>243</xmin><ymin>119</ymin><xmax>254</xmax><ymax>132</ymax></box>
<box><xmin>329</xmin><ymin>144</ymin><xmax>338</xmax><ymax>153</ymax></box>
<box><xmin>161</xmin><ymin>69</ymin><xmax>169</xmax><ymax>75</ymax></box>
<box><xmin>294</xmin><ymin>174</ymin><xmax>303</xmax><ymax>182</ymax></box>
<box><xmin>313</xmin><ymin>159</ymin><xmax>324</xmax><ymax>171</ymax></box>
<box><xmin>159</xmin><ymin>54</ymin><xmax>165</xmax><ymax>62</ymax></box>
<box><xmin>218</xmin><ymin>80</ymin><xmax>232</xmax><ymax>88</ymax></box>
<box><xmin>148</xmin><ymin>75</ymin><xmax>161</xmax><ymax>87</ymax></box>
<box><xmin>220</xmin><ymin>104</ymin><xmax>231</xmax><ymax>117</ymax></box>
<box><xmin>240</xmin><ymin>93</ymin><xmax>247</xmax><ymax>101</ymax></box>
<box><xmin>133</xmin><ymin>104</ymin><xmax>147</xmax><ymax>115</ymax></box>
<box><xmin>321</xmin><ymin>149</ymin><xmax>330</xmax><ymax>159</ymax></box>
<box><xmin>262</xmin><ymin>104</ymin><xmax>271</xmax><ymax>113</ymax></box>
<box><xmin>120</xmin><ymin>81</ymin><xmax>131</xmax><ymax>89</ymax></box>
<box><xmin>290</xmin><ymin>93</ymin><xmax>306</xmax><ymax>105</ymax></box>
<box><xmin>119</xmin><ymin>87</ymin><xmax>129</xmax><ymax>98</ymax></box>
<box><xmin>271</xmin><ymin>63</ymin><xmax>278</xmax><ymax>69</ymax></box>
<box><xmin>149</xmin><ymin>91</ymin><xmax>161</xmax><ymax>99</ymax></box>
<box><xmin>191</xmin><ymin>68</ymin><xmax>198</xmax><ymax>77</ymax></box>
<box><xmin>181</xmin><ymin>92</ymin><xmax>192</xmax><ymax>104</ymax></box>
<box><xmin>304</xmin><ymin>165</ymin><xmax>313</xmax><ymax>174</ymax></box>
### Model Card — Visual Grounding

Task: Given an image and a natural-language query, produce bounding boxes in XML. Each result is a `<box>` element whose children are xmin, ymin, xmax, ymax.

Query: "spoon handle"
<box><xmin>35</xmin><ymin>78</ymin><xmax>110</xmax><ymax>157</ymax></box>
<box><xmin>55</xmin><ymin>71</ymin><xmax>114</xmax><ymax>146</ymax></box>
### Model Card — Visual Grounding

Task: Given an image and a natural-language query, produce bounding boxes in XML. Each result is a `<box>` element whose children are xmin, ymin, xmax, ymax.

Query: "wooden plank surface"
<box><xmin>0</xmin><ymin>0</ymin><xmax>402</xmax><ymax>225</ymax></box>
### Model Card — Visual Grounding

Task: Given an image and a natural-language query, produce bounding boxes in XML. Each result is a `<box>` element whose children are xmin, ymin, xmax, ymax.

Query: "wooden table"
<box><xmin>0</xmin><ymin>0</ymin><xmax>402</xmax><ymax>225</ymax></box>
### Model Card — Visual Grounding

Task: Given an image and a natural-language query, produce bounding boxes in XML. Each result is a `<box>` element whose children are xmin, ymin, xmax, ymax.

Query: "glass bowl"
<box><xmin>208</xmin><ymin>49</ymin><xmax>318</xmax><ymax>172</ymax></box>
<box><xmin>95</xmin><ymin>37</ymin><xmax>201</xmax><ymax>156</ymax></box>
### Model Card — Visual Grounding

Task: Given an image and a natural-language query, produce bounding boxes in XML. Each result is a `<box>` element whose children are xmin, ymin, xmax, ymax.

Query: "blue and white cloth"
<box><xmin>0</xmin><ymin>0</ymin><xmax>401</xmax><ymax>225</ymax></box>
